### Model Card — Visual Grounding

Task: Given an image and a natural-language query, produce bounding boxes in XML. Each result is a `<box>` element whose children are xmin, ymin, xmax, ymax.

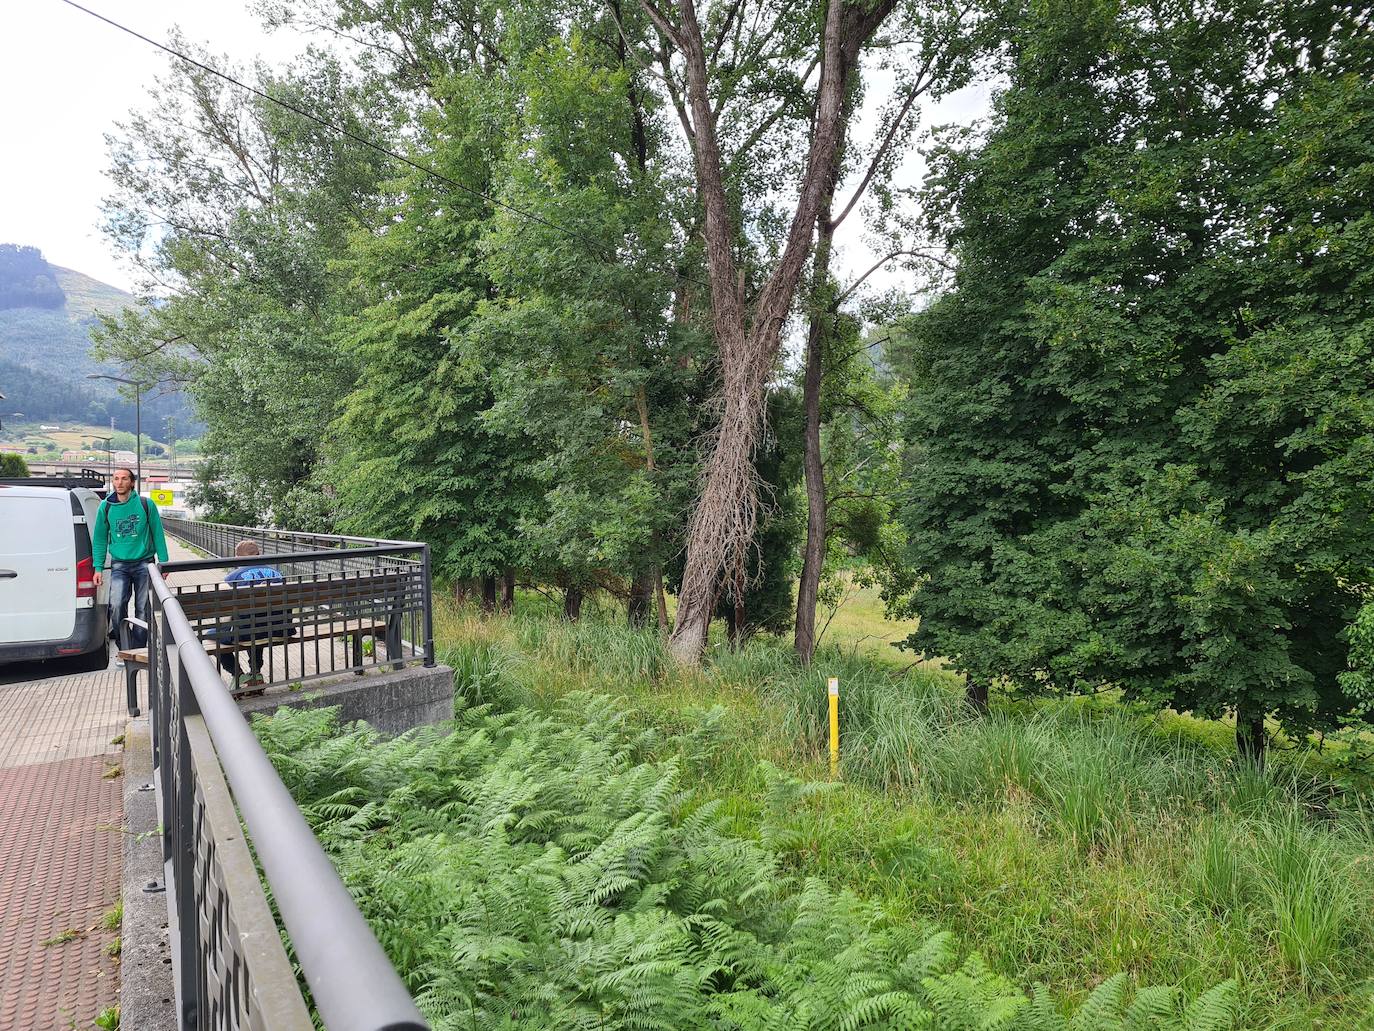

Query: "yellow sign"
<box><xmin>150</xmin><ymin>489</ymin><xmax>175</xmax><ymax>507</ymax></box>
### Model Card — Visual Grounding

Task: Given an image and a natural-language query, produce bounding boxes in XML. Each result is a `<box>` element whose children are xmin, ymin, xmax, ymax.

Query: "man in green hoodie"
<box><xmin>92</xmin><ymin>467</ymin><xmax>169</xmax><ymax>652</ymax></box>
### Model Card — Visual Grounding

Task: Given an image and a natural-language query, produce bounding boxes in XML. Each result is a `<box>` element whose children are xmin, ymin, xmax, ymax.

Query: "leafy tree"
<box><xmin>469</xmin><ymin>33</ymin><xmax>706</xmax><ymax>621</ymax></box>
<box><xmin>332</xmin><ymin>65</ymin><xmax>542</xmax><ymax>597</ymax></box>
<box><xmin>96</xmin><ymin>41</ymin><xmax>388</xmax><ymax>527</ymax></box>
<box><xmin>609</xmin><ymin>0</ymin><xmax>902</xmax><ymax>663</ymax></box>
<box><xmin>0</xmin><ymin>453</ymin><xmax>29</xmax><ymax>477</ymax></box>
<box><xmin>0</xmin><ymin>245</ymin><xmax>65</xmax><ymax>310</ymax></box>
<box><xmin>792</xmin><ymin>0</ymin><xmax>992</xmax><ymax>662</ymax></box>
<box><xmin>898</xmin><ymin>0</ymin><xmax>1374</xmax><ymax>756</ymax></box>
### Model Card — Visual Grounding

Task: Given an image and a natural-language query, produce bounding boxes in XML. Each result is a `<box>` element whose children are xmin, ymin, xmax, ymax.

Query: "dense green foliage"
<box><xmin>259</xmin><ymin>694</ymin><xmax>1238</xmax><ymax>1029</ymax></box>
<box><xmin>97</xmin><ymin>45</ymin><xmax>387</xmax><ymax>527</ymax></box>
<box><xmin>897</xmin><ymin>0</ymin><xmax>1374</xmax><ymax>745</ymax></box>
<box><xmin>330</xmin><ymin>66</ymin><xmax>536</xmax><ymax>581</ymax></box>
<box><xmin>94</xmin><ymin>0</ymin><xmax>934</xmax><ymax>636</ymax></box>
<box><xmin>0</xmin><ymin>244</ymin><xmax>65</xmax><ymax>309</ymax></box>
<box><xmin>0</xmin><ymin>453</ymin><xmax>29</xmax><ymax>476</ymax></box>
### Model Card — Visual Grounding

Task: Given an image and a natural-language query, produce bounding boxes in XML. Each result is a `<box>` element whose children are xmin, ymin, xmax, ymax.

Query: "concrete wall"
<box><xmin>236</xmin><ymin>664</ymin><xmax>454</xmax><ymax>735</ymax></box>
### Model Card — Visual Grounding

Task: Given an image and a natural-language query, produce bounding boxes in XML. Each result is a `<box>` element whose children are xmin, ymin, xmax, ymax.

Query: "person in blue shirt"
<box><xmin>214</xmin><ymin>540</ymin><xmax>293</xmax><ymax>691</ymax></box>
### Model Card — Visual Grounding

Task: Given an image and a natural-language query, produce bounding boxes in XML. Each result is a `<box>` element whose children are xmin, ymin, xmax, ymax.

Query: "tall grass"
<box><xmin>1252</xmin><ymin>810</ymin><xmax>1365</xmax><ymax>986</ymax></box>
<box><xmin>432</xmin><ymin>598</ymin><xmax>1374</xmax><ymax>1027</ymax></box>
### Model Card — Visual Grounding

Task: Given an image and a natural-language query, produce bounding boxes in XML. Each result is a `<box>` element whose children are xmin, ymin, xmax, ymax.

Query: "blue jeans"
<box><xmin>110</xmin><ymin>561</ymin><xmax>151</xmax><ymax>650</ymax></box>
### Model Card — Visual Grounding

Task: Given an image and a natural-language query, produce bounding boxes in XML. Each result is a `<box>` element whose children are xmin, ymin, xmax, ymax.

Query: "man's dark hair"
<box><xmin>114</xmin><ymin>466</ymin><xmax>137</xmax><ymax>482</ymax></box>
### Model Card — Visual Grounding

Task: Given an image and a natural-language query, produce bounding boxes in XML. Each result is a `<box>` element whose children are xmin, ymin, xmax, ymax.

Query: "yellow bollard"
<box><xmin>828</xmin><ymin>676</ymin><xmax>840</xmax><ymax>780</ymax></box>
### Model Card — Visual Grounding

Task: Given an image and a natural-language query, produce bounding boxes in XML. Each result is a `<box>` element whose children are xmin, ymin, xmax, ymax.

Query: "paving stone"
<box><xmin>0</xmin><ymin>755</ymin><xmax>122</xmax><ymax>1030</ymax></box>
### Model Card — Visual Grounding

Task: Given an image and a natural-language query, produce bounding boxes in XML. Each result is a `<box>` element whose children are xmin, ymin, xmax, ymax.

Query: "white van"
<box><xmin>0</xmin><ymin>482</ymin><xmax>111</xmax><ymax>672</ymax></box>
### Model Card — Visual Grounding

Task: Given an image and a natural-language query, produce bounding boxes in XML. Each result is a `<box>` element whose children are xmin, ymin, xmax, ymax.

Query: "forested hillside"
<box><xmin>0</xmin><ymin>243</ymin><xmax>190</xmax><ymax>430</ymax></box>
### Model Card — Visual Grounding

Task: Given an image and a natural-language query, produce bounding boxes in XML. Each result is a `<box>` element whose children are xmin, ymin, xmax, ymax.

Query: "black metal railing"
<box><xmin>163</xmin><ymin>517</ymin><xmax>418</xmax><ymax>574</ymax></box>
<box><xmin>146</xmin><ymin>567</ymin><xmax>429</xmax><ymax>1031</ymax></box>
<box><xmin>159</xmin><ymin>519</ymin><xmax>435</xmax><ymax>692</ymax></box>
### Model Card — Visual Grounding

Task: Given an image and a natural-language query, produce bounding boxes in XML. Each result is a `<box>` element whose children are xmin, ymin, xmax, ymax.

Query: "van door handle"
<box><xmin>0</xmin><ymin>570</ymin><xmax>16</xmax><ymax>579</ymax></box>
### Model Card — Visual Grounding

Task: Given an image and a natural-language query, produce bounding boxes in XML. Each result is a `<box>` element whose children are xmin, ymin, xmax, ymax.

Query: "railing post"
<box><xmin>421</xmin><ymin>544</ymin><xmax>435</xmax><ymax>668</ymax></box>
<box><xmin>155</xmin><ymin>606</ymin><xmax>175</xmax><ymax>867</ymax></box>
<box><xmin>172</xmin><ymin>657</ymin><xmax>202</xmax><ymax>1029</ymax></box>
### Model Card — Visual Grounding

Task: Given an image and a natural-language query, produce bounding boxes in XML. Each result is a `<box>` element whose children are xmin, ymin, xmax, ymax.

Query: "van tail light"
<box><xmin>77</xmin><ymin>557</ymin><xmax>97</xmax><ymax>600</ymax></box>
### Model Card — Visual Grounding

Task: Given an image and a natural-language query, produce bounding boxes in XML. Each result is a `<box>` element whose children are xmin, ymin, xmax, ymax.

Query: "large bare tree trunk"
<box><xmin>499</xmin><ymin>569</ymin><xmax>515</xmax><ymax>614</ymax></box>
<box><xmin>480</xmin><ymin>575</ymin><xmax>497</xmax><ymax>613</ymax></box>
<box><xmin>652</xmin><ymin>0</ymin><xmax>894</xmax><ymax>664</ymax></box>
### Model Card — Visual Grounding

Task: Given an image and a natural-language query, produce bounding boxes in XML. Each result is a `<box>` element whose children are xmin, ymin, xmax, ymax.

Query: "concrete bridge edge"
<box><xmin>120</xmin><ymin>717</ymin><xmax>176</xmax><ymax>1031</ymax></box>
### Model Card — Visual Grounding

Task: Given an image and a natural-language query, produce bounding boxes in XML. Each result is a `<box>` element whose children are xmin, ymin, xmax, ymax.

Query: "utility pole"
<box><xmin>94</xmin><ymin>436</ymin><xmax>112</xmax><ymax>489</ymax></box>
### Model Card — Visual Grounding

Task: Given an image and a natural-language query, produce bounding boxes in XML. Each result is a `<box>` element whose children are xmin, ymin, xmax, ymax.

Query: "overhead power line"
<box><xmin>56</xmin><ymin>0</ymin><xmax>646</xmax><ymax>271</ymax></box>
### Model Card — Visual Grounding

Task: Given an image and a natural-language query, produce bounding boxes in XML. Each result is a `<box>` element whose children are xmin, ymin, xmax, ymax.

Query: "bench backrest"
<box><xmin>172</xmin><ymin>571</ymin><xmax>416</xmax><ymax>629</ymax></box>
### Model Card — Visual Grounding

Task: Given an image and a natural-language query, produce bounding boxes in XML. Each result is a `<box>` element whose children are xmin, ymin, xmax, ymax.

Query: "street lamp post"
<box><xmin>87</xmin><ymin>374</ymin><xmax>144</xmax><ymax>496</ymax></box>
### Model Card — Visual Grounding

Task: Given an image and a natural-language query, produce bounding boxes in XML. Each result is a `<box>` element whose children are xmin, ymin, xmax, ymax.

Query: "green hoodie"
<box><xmin>92</xmin><ymin>493</ymin><xmax>170</xmax><ymax>568</ymax></box>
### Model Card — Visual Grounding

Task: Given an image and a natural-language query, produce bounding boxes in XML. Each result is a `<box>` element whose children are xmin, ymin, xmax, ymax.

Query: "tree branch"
<box><xmin>722</xmin><ymin>55</ymin><xmax>820</xmax><ymax>176</ymax></box>
<box><xmin>835</xmin><ymin>248</ymin><xmax>952</xmax><ymax>304</ymax></box>
<box><xmin>830</xmin><ymin>72</ymin><xmax>931</xmax><ymax>230</ymax></box>
<box><xmin>634</xmin><ymin>0</ymin><xmax>685</xmax><ymax>49</ymax></box>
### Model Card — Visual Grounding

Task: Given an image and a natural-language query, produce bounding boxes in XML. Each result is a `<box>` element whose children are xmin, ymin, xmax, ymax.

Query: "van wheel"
<box><xmin>58</xmin><ymin>645</ymin><xmax>112</xmax><ymax>675</ymax></box>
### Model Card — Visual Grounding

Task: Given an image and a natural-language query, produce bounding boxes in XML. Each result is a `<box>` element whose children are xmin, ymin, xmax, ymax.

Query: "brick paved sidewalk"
<box><xmin>0</xmin><ymin>664</ymin><xmax>125</xmax><ymax>1031</ymax></box>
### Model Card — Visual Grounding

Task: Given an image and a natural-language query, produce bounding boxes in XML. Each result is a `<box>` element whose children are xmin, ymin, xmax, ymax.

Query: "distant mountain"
<box><xmin>0</xmin><ymin>244</ymin><xmax>194</xmax><ymax>434</ymax></box>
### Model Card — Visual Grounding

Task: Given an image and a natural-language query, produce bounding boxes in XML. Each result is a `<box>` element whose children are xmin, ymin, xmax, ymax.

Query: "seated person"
<box><xmin>208</xmin><ymin>540</ymin><xmax>295</xmax><ymax>691</ymax></box>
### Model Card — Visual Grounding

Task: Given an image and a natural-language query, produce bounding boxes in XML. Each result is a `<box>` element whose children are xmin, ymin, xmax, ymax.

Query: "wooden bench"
<box><xmin>120</xmin><ymin>570</ymin><xmax>415</xmax><ymax>716</ymax></box>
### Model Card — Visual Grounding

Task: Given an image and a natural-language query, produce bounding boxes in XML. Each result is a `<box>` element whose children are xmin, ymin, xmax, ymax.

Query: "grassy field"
<box><xmin>424</xmin><ymin>594</ymin><xmax>1374</xmax><ymax>1030</ymax></box>
<box><xmin>0</xmin><ymin>421</ymin><xmax>172</xmax><ymax>458</ymax></box>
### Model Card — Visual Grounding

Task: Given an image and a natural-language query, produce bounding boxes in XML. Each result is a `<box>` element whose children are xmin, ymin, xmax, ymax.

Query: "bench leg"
<box><xmin>386</xmin><ymin>613</ymin><xmax>403</xmax><ymax>671</ymax></box>
<box><xmin>125</xmin><ymin>663</ymin><xmax>141</xmax><ymax>718</ymax></box>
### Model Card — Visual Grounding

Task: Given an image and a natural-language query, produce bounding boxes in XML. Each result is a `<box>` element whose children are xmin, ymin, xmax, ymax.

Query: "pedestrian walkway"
<box><xmin>0</xmin><ymin>533</ymin><xmax>409</xmax><ymax>1029</ymax></box>
<box><xmin>0</xmin><ymin>536</ymin><xmax>201</xmax><ymax>1031</ymax></box>
<box><xmin>0</xmin><ymin>665</ymin><xmax>124</xmax><ymax>1031</ymax></box>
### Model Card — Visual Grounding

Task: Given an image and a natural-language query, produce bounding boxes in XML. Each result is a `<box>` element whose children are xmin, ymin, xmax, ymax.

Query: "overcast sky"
<box><xmin>1</xmin><ymin>1</ymin><xmax>989</xmax><ymax>296</ymax></box>
<box><xmin>1</xmin><ymin>1</ymin><xmax>306</xmax><ymax>292</ymax></box>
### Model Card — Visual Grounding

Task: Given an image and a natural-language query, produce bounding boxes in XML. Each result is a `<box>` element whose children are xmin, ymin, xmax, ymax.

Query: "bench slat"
<box><xmin>172</xmin><ymin>571</ymin><xmax>418</xmax><ymax>621</ymax></box>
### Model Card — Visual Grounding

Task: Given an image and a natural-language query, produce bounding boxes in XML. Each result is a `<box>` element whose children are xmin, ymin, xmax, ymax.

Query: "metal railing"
<box><xmin>163</xmin><ymin>518</ymin><xmax>420</xmax><ymax>573</ymax></box>
<box><xmin>159</xmin><ymin>518</ymin><xmax>435</xmax><ymax>691</ymax></box>
<box><xmin>146</xmin><ymin>566</ymin><xmax>429</xmax><ymax>1030</ymax></box>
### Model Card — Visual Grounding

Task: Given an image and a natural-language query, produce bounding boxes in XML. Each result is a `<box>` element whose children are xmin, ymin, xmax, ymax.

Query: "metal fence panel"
<box><xmin>158</xmin><ymin>519</ymin><xmax>436</xmax><ymax>691</ymax></box>
<box><xmin>147</xmin><ymin>565</ymin><xmax>428</xmax><ymax>1031</ymax></box>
